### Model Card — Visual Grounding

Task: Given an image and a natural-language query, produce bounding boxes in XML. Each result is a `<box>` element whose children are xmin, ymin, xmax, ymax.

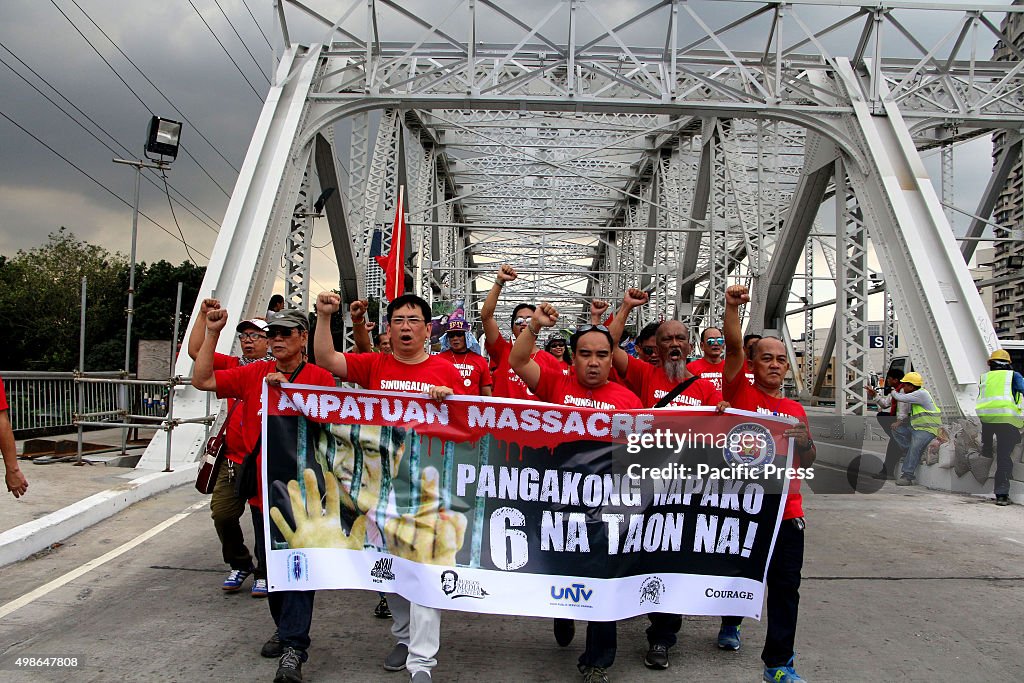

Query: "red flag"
<box><xmin>374</xmin><ymin>186</ymin><xmax>407</xmax><ymax>300</ymax></box>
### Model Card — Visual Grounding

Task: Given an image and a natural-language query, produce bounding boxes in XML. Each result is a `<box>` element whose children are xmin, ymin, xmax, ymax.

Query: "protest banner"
<box><xmin>261</xmin><ymin>384</ymin><xmax>800</xmax><ymax>621</ymax></box>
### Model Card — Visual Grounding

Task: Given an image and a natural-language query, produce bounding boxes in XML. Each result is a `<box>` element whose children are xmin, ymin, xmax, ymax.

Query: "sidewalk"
<box><xmin>1</xmin><ymin>428</ymin><xmax>195</xmax><ymax>565</ymax></box>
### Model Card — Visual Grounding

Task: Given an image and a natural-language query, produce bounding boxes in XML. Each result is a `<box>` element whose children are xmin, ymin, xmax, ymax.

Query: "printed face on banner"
<box><xmin>262</xmin><ymin>386</ymin><xmax>800</xmax><ymax>622</ymax></box>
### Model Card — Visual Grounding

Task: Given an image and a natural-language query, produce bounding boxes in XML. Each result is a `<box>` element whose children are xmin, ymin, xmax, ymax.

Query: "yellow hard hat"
<box><xmin>989</xmin><ymin>349</ymin><xmax>1011</xmax><ymax>363</ymax></box>
<box><xmin>901</xmin><ymin>372</ymin><xmax>924</xmax><ymax>387</ymax></box>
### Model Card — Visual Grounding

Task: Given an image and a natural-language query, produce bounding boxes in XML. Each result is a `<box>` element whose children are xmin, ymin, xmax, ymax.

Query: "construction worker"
<box><xmin>889</xmin><ymin>372</ymin><xmax>941</xmax><ymax>486</ymax></box>
<box><xmin>976</xmin><ymin>349</ymin><xmax>1024</xmax><ymax>506</ymax></box>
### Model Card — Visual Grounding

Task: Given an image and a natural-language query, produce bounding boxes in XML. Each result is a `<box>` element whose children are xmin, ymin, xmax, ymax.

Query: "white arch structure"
<box><xmin>139</xmin><ymin>0</ymin><xmax>1024</xmax><ymax>469</ymax></box>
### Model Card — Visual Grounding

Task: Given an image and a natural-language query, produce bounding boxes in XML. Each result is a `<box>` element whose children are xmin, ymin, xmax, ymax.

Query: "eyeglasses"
<box><xmin>513</xmin><ymin>316</ymin><xmax>533</xmax><ymax>327</ymax></box>
<box><xmin>267</xmin><ymin>327</ymin><xmax>297</xmax><ymax>339</ymax></box>
<box><xmin>238</xmin><ymin>332</ymin><xmax>267</xmax><ymax>341</ymax></box>
<box><xmin>705</xmin><ymin>337</ymin><xmax>725</xmax><ymax>346</ymax></box>
<box><xmin>390</xmin><ymin>316</ymin><xmax>425</xmax><ymax>326</ymax></box>
<box><xmin>640</xmin><ymin>346</ymin><xmax>656</xmax><ymax>355</ymax></box>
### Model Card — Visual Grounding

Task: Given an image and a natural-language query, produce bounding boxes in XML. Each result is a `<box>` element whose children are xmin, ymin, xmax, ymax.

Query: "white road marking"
<box><xmin>1003</xmin><ymin>537</ymin><xmax>1024</xmax><ymax>547</ymax></box>
<box><xmin>0</xmin><ymin>500</ymin><xmax>208</xmax><ymax>620</ymax></box>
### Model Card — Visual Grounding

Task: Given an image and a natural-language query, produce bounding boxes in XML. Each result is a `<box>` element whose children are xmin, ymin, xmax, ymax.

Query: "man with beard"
<box><xmin>509</xmin><ymin>301</ymin><xmax>641</xmax><ymax>683</ymax></box>
<box><xmin>314</xmin><ymin>292</ymin><xmax>461</xmax><ymax>683</ymax></box>
<box><xmin>606</xmin><ymin>289</ymin><xmax>727</xmax><ymax>670</ymax></box>
<box><xmin>720</xmin><ymin>284</ymin><xmax>814</xmax><ymax>683</ymax></box>
<box><xmin>187</xmin><ymin>298</ymin><xmax>274</xmax><ymax>596</ymax></box>
<box><xmin>192</xmin><ymin>308</ymin><xmax>337</xmax><ymax>683</ymax></box>
<box><xmin>687</xmin><ymin>327</ymin><xmax>726</xmax><ymax>391</ymax></box>
<box><xmin>436</xmin><ymin>318</ymin><xmax>492</xmax><ymax>395</ymax></box>
<box><xmin>480</xmin><ymin>264</ymin><xmax>561</xmax><ymax>399</ymax></box>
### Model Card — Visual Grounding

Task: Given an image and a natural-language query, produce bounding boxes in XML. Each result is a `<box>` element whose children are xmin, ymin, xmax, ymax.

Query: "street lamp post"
<box><xmin>111</xmin><ymin>116</ymin><xmax>182</xmax><ymax>455</ymax></box>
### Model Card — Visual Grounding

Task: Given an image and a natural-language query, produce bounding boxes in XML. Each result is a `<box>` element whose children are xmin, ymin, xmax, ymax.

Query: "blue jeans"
<box><xmin>892</xmin><ymin>424</ymin><xmax>934</xmax><ymax>478</ymax></box>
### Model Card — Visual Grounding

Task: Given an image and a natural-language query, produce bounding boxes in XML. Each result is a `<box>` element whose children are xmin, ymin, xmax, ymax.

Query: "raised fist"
<box><xmin>623</xmin><ymin>288</ymin><xmax>649</xmax><ymax>309</ymax></box>
<box><xmin>590</xmin><ymin>299</ymin><xmax>610</xmax><ymax>320</ymax></box>
<box><xmin>317</xmin><ymin>291</ymin><xmax>341</xmax><ymax>316</ymax></box>
<box><xmin>725</xmin><ymin>284</ymin><xmax>750</xmax><ymax>307</ymax></box>
<box><xmin>497</xmin><ymin>264</ymin><xmax>518</xmax><ymax>283</ymax></box>
<box><xmin>206</xmin><ymin>308</ymin><xmax>229</xmax><ymax>332</ymax></box>
<box><xmin>533</xmin><ymin>302</ymin><xmax>559</xmax><ymax>328</ymax></box>
<box><xmin>199</xmin><ymin>298</ymin><xmax>221</xmax><ymax>315</ymax></box>
<box><xmin>349</xmin><ymin>298</ymin><xmax>368</xmax><ymax>321</ymax></box>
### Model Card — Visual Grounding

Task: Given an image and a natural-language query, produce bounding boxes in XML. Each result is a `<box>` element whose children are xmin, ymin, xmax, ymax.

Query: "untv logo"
<box><xmin>551</xmin><ymin>583</ymin><xmax>593</xmax><ymax>603</ymax></box>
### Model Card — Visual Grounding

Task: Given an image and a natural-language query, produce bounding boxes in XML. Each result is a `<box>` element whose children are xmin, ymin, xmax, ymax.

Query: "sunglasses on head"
<box><xmin>577</xmin><ymin>324</ymin><xmax>609</xmax><ymax>333</ymax></box>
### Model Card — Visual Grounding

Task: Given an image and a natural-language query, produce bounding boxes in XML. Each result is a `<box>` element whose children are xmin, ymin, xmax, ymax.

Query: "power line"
<box><xmin>48</xmin><ymin>0</ymin><xmax>234</xmax><ymax>199</ymax></box>
<box><xmin>186</xmin><ymin>0</ymin><xmax>266</xmax><ymax>101</ymax></box>
<box><xmin>0</xmin><ymin>108</ymin><xmax>210</xmax><ymax>262</ymax></box>
<box><xmin>65</xmin><ymin>0</ymin><xmax>242</xmax><ymax>176</ymax></box>
<box><xmin>0</xmin><ymin>43</ymin><xmax>221</xmax><ymax>234</ymax></box>
<box><xmin>161</xmin><ymin>169</ymin><xmax>199</xmax><ymax>266</ymax></box>
<box><xmin>240</xmin><ymin>0</ymin><xmax>274</xmax><ymax>51</ymax></box>
<box><xmin>210</xmin><ymin>0</ymin><xmax>271</xmax><ymax>85</ymax></box>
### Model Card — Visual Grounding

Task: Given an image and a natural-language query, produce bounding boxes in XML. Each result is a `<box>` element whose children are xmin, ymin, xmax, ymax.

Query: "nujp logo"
<box><xmin>550</xmin><ymin>584</ymin><xmax>593</xmax><ymax>603</ymax></box>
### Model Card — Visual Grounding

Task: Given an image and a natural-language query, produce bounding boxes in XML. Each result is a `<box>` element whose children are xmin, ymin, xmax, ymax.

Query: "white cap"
<box><xmin>236</xmin><ymin>318</ymin><xmax>269</xmax><ymax>333</ymax></box>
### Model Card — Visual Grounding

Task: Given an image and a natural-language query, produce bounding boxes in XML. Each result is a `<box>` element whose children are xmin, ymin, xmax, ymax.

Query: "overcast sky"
<box><xmin>0</xmin><ymin>0</ymin><xmax>1007</xmax><ymax>304</ymax></box>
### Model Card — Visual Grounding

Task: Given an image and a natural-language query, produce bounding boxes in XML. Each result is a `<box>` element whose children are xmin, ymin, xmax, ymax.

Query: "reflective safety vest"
<box><xmin>976</xmin><ymin>370</ymin><xmax>1024</xmax><ymax>428</ymax></box>
<box><xmin>909</xmin><ymin>391</ymin><xmax>942</xmax><ymax>436</ymax></box>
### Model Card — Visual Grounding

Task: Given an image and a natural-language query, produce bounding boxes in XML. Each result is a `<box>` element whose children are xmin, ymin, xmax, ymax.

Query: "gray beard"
<box><xmin>663</xmin><ymin>358</ymin><xmax>688</xmax><ymax>383</ymax></box>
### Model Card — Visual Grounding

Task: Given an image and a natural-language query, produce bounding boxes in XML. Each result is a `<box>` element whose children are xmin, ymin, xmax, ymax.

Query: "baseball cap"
<box><xmin>235</xmin><ymin>318</ymin><xmax>269</xmax><ymax>333</ymax></box>
<box><xmin>266</xmin><ymin>309</ymin><xmax>309</xmax><ymax>330</ymax></box>
<box><xmin>446</xmin><ymin>318</ymin><xmax>469</xmax><ymax>334</ymax></box>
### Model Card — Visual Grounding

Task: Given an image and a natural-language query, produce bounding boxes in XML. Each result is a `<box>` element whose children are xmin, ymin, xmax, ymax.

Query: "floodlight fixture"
<box><xmin>145</xmin><ymin>116</ymin><xmax>183</xmax><ymax>161</ymax></box>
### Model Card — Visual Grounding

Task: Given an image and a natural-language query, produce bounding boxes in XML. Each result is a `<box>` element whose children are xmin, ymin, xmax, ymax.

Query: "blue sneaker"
<box><xmin>251</xmin><ymin>578</ymin><xmax>268</xmax><ymax>598</ymax></box>
<box><xmin>763</xmin><ymin>659</ymin><xmax>805</xmax><ymax>682</ymax></box>
<box><xmin>222</xmin><ymin>568</ymin><xmax>252</xmax><ymax>592</ymax></box>
<box><xmin>717</xmin><ymin>624</ymin><xmax>741</xmax><ymax>650</ymax></box>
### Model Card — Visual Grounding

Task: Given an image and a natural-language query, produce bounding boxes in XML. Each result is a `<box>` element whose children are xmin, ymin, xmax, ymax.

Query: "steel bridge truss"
<box><xmin>140</xmin><ymin>0</ymin><xmax>1022</xmax><ymax>469</ymax></box>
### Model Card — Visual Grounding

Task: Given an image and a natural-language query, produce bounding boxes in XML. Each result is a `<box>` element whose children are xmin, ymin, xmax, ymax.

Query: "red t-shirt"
<box><xmin>624</xmin><ymin>356</ymin><xmax>722</xmax><ymax>408</ymax></box>
<box><xmin>686</xmin><ymin>357</ymin><xmax>725</xmax><ymax>392</ymax></box>
<box><xmin>744</xmin><ymin>360</ymin><xmax>755</xmax><ymax>385</ymax></box>
<box><xmin>344</xmin><ymin>352</ymin><xmax>465</xmax><ymax>394</ymax></box>
<box><xmin>435</xmin><ymin>350</ymin><xmax>493</xmax><ymax>395</ymax></box>
<box><xmin>534</xmin><ymin>371</ymin><xmax>643</xmax><ymax>410</ymax></box>
<box><xmin>215</xmin><ymin>360</ymin><xmax>336</xmax><ymax>507</ymax></box>
<box><xmin>212</xmin><ymin>353</ymin><xmax>246</xmax><ymax>464</ymax></box>
<box><xmin>485</xmin><ymin>336</ymin><xmax>560</xmax><ymax>400</ymax></box>
<box><xmin>723</xmin><ymin>370</ymin><xmax>806</xmax><ymax>520</ymax></box>
<box><xmin>0</xmin><ymin>377</ymin><xmax>7</xmax><ymax>412</ymax></box>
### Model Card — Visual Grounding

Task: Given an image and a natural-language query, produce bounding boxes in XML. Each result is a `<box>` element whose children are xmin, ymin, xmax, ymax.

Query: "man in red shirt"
<box><xmin>606</xmin><ymin>289</ymin><xmax>727</xmax><ymax>671</ymax></box>
<box><xmin>509</xmin><ymin>301</ymin><xmax>640</xmax><ymax>683</ymax></box>
<box><xmin>480</xmin><ymin>264</ymin><xmax>560</xmax><ymax>399</ymax></box>
<box><xmin>686</xmin><ymin>327</ymin><xmax>726</xmax><ymax>391</ymax></box>
<box><xmin>193</xmin><ymin>307</ymin><xmax>336</xmax><ymax>683</ymax></box>
<box><xmin>314</xmin><ymin>291</ymin><xmax>460</xmax><ymax>683</ymax></box>
<box><xmin>720</xmin><ymin>284</ymin><xmax>814</xmax><ymax>683</ymax></box>
<box><xmin>436</xmin><ymin>318</ymin><xmax>493</xmax><ymax>396</ymax></box>
<box><xmin>743</xmin><ymin>333</ymin><xmax>762</xmax><ymax>385</ymax></box>
<box><xmin>188</xmin><ymin>298</ymin><xmax>274</xmax><ymax>597</ymax></box>
<box><xmin>1</xmin><ymin>376</ymin><xmax>27</xmax><ymax>498</ymax></box>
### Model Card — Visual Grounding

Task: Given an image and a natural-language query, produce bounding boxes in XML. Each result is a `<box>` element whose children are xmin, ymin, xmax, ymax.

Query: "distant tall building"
<box><xmin>992</xmin><ymin>8</ymin><xmax>1024</xmax><ymax>339</ymax></box>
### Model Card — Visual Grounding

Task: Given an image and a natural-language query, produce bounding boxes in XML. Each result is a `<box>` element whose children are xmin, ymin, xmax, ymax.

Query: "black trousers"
<box><xmin>983</xmin><ymin>422</ymin><xmax>1022</xmax><ymax>497</ymax></box>
<box><xmin>721</xmin><ymin>517</ymin><xmax>805</xmax><ymax>667</ymax></box>
<box><xmin>252</xmin><ymin>507</ymin><xmax>315</xmax><ymax>658</ymax></box>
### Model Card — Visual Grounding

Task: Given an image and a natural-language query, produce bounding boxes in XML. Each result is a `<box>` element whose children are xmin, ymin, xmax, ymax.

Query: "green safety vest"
<box><xmin>976</xmin><ymin>370</ymin><xmax>1024</xmax><ymax>428</ymax></box>
<box><xmin>909</xmin><ymin>390</ymin><xmax>942</xmax><ymax>436</ymax></box>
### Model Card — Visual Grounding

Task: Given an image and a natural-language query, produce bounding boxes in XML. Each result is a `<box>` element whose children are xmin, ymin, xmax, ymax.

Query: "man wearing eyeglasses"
<box><xmin>192</xmin><ymin>306</ymin><xmax>337</xmax><ymax>683</ymax></box>
<box><xmin>509</xmin><ymin>301</ymin><xmax>641</xmax><ymax>683</ymax></box>
<box><xmin>606</xmin><ymin>289</ymin><xmax>727</xmax><ymax>671</ymax></box>
<box><xmin>687</xmin><ymin>327</ymin><xmax>726</xmax><ymax>391</ymax></box>
<box><xmin>480</xmin><ymin>265</ymin><xmax>561</xmax><ymax>399</ymax></box>
<box><xmin>314</xmin><ymin>291</ymin><xmax>461</xmax><ymax>683</ymax></box>
<box><xmin>187</xmin><ymin>299</ymin><xmax>275</xmax><ymax>597</ymax></box>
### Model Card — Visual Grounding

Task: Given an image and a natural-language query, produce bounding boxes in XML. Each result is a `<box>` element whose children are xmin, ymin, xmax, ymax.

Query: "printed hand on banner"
<box><xmin>383</xmin><ymin>466</ymin><xmax>467</xmax><ymax>566</ymax></box>
<box><xmin>271</xmin><ymin>469</ymin><xmax>367</xmax><ymax>550</ymax></box>
<box><xmin>324</xmin><ymin>424</ymin><xmax>407</xmax><ymax>519</ymax></box>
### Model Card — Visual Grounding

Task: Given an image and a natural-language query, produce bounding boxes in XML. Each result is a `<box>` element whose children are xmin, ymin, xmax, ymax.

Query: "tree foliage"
<box><xmin>0</xmin><ymin>229</ymin><xmax>205</xmax><ymax>372</ymax></box>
